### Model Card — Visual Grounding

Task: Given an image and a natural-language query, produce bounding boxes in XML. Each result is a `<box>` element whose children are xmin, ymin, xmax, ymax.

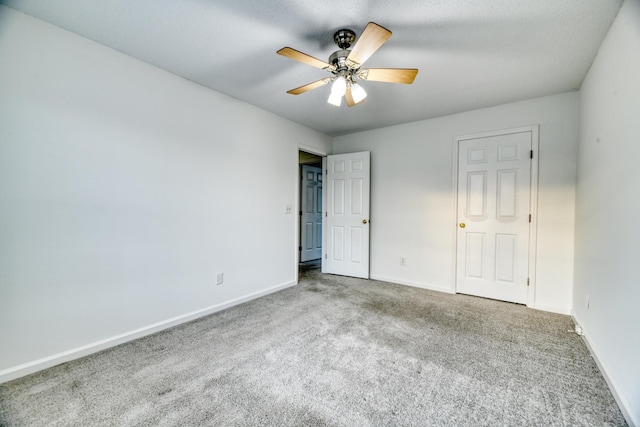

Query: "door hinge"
<box><xmin>298</xmin><ymin>246</ymin><xmax>302</xmax><ymax>251</ymax></box>
<box><xmin>325</xmin><ymin>212</ymin><xmax>327</xmax><ymax>217</ymax></box>
<box><xmin>299</xmin><ymin>211</ymin><xmax>302</xmax><ymax>216</ymax></box>
<box><xmin>527</xmin><ymin>278</ymin><xmax>530</xmax><ymax>287</ymax></box>
<box><xmin>530</xmin><ymin>150</ymin><xmax>533</xmax><ymax>159</ymax></box>
<box><xmin>529</xmin><ymin>214</ymin><xmax>532</xmax><ymax>223</ymax></box>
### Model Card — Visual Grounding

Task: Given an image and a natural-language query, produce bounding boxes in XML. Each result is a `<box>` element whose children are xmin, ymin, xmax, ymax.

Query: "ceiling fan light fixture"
<box><xmin>327</xmin><ymin>91</ymin><xmax>342</xmax><ymax>107</ymax></box>
<box><xmin>331</xmin><ymin>76</ymin><xmax>347</xmax><ymax>96</ymax></box>
<box><xmin>350</xmin><ymin>82</ymin><xmax>367</xmax><ymax>104</ymax></box>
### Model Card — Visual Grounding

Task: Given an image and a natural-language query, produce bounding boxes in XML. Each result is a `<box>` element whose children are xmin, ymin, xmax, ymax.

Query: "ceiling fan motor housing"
<box><xmin>333</xmin><ymin>29</ymin><xmax>356</xmax><ymax>49</ymax></box>
<box><xmin>328</xmin><ymin>49</ymin><xmax>351</xmax><ymax>72</ymax></box>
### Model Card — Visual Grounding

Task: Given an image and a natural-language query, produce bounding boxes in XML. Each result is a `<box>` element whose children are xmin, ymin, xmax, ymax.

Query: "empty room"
<box><xmin>1</xmin><ymin>0</ymin><xmax>639</xmax><ymax>425</ymax></box>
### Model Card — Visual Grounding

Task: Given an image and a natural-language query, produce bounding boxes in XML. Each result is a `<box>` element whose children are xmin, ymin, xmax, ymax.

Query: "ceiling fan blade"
<box><xmin>287</xmin><ymin>78</ymin><xmax>331</xmax><ymax>95</ymax></box>
<box><xmin>358</xmin><ymin>68</ymin><xmax>418</xmax><ymax>84</ymax></box>
<box><xmin>344</xmin><ymin>85</ymin><xmax>364</xmax><ymax>107</ymax></box>
<box><xmin>277</xmin><ymin>47</ymin><xmax>335</xmax><ymax>71</ymax></box>
<box><xmin>345</xmin><ymin>86</ymin><xmax>356</xmax><ymax>107</ymax></box>
<box><xmin>346</xmin><ymin>22</ymin><xmax>392</xmax><ymax>67</ymax></box>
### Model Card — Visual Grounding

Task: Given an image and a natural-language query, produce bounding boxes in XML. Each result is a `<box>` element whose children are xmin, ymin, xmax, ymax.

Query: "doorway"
<box><xmin>299</xmin><ymin>151</ymin><xmax>323</xmax><ymax>272</ymax></box>
<box><xmin>297</xmin><ymin>149</ymin><xmax>372</xmax><ymax>279</ymax></box>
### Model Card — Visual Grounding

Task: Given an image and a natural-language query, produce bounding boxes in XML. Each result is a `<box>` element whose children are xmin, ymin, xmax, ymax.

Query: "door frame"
<box><xmin>296</xmin><ymin>145</ymin><xmax>328</xmax><ymax>280</ymax></box>
<box><xmin>451</xmin><ymin>125</ymin><xmax>539</xmax><ymax>308</ymax></box>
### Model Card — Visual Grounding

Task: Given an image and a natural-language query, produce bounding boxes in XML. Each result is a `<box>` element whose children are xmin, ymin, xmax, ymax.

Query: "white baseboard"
<box><xmin>571</xmin><ymin>312</ymin><xmax>637</xmax><ymax>427</ymax></box>
<box><xmin>531</xmin><ymin>302</ymin><xmax>571</xmax><ymax>315</ymax></box>
<box><xmin>0</xmin><ymin>280</ymin><xmax>297</xmax><ymax>385</ymax></box>
<box><xmin>370</xmin><ymin>275</ymin><xmax>454</xmax><ymax>294</ymax></box>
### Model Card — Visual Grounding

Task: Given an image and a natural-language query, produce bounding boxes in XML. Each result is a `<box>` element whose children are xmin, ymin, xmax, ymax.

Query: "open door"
<box><xmin>323</xmin><ymin>152</ymin><xmax>370</xmax><ymax>279</ymax></box>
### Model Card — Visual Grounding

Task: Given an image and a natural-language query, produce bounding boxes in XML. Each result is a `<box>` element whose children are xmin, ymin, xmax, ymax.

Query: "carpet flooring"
<box><xmin>0</xmin><ymin>270</ymin><xmax>627</xmax><ymax>426</ymax></box>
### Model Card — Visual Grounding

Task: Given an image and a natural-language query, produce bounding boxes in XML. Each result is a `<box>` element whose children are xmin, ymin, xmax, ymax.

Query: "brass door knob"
<box><xmin>459</xmin><ymin>223</ymin><xmax>466</xmax><ymax>228</ymax></box>
<box><xmin>363</xmin><ymin>219</ymin><xmax>368</xmax><ymax>224</ymax></box>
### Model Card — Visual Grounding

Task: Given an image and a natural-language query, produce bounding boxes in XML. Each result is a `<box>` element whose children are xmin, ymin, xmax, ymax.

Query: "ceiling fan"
<box><xmin>277</xmin><ymin>22</ymin><xmax>418</xmax><ymax>107</ymax></box>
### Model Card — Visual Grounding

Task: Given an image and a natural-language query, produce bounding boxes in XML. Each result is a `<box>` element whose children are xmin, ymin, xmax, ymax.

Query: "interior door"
<box><xmin>324</xmin><ymin>152</ymin><xmax>370</xmax><ymax>279</ymax></box>
<box><xmin>456</xmin><ymin>131</ymin><xmax>532</xmax><ymax>304</ymax></box>
<box><xmin>300</xmin><ymin>165</ymin><xmax>322</xmax><ymax>262</ymax></box>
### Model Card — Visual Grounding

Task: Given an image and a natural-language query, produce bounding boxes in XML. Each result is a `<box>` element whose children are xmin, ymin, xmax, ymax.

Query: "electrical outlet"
<box><xmin>400</xmin><ymin>257</ymin><xmax>406</xmax><ymax>266</ymax></box>
<box><xmin>216</xmin><ymin>272</ymin><xmax>224</xmax><ymax>285</ymax></box>
<box><xmin>285</xmin><ymin>204</ymin><xmax>293</xmax><ymax>214</ymax></box>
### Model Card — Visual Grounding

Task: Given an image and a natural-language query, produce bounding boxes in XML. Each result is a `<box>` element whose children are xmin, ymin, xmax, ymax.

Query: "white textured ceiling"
<box><xmin>0</xmin><ymin>0</ymin><xmax>623</xmax><ymax>136</ymax></box>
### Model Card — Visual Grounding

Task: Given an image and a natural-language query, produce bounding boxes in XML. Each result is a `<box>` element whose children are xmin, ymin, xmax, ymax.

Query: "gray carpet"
<box><xmin>0</xmin><ymin>270</ymin><xmax>626</xmax><ymax>426</ymax></box>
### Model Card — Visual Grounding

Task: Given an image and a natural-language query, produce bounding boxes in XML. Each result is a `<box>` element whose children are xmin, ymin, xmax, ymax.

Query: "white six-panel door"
<box><xmin>300</xmin><ymin>165</ymin><xmax>322</xmax><ymax>262</ymax></box>
<box><xmin>324</xmin><ymin>152</ymin><xmax>370</xmax><ymax>279</ymax></box>
<box><xmin>456</xmin><ymin>131</ymin><xmax>533</xmax><ymax>304</ymax></box>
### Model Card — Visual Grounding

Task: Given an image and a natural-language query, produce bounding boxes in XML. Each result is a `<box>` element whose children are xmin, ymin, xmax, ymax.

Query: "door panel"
<box><xmin>332</xmin><ymin>227</ymin><xmax>344</xmax><ymax>260</ymax></box>
<box><xmin>350</xmin><ymin>228</ymin><xmax>363</xmax><ymax>263</ymax></box>
<box><xmin>333</xmin><ymin>179</ymin><xmax>345</xmax><ymax>214</ymax></box>
<box><xmin>351</xmin><ymin>178</ymin><xmax>363</xmax><ymax>214</ymax></box>
<box><xmin>456</xmin><ymin>131</ymin><xmax>531</xmax><ymax>304</ymax></box>
<box><xmin>495</xmin><ymin>234</ymin><xmax>517</xmax><ymax>282</ymax></box>
<box><xmin>497</xmin><ymin>170</ymin><xmax>518</xmax><ymax>218</ymax></box>
<box><xmin>465</xmin><ymin>233</ymin><xmax>485</xmax><ymax>279</ymax></box>
<box><xmin>467</xmin><ymin>172</ymin><xmax>487</xmax><ymax>218</ymax></box>
<box><xmin>324</xmin><ymin>152</ymin><xmax>370</xmax><ymax>278</ymax></box>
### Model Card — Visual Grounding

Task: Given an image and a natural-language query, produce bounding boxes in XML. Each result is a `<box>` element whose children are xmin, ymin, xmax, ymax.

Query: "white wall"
<box><xmin>334</xmin><ymin>92</ymin><xmax>579</xmax><ymax>314</ymax></box>
<box><xmin>573</xmin><ymin>0</ymin><xmax>640</xmax><ymax>424</ymax></box>
<box><xmin>0</xmin><ymin>6</ymin><xmax>332</xmax><ymax>380</ymax></box>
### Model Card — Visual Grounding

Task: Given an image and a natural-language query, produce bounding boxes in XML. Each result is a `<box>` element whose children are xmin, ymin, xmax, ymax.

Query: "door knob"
<box><xmin>459</xmin><ymin>223</ymin><xmax>466</xmax><ymax>228</ymax></box>
<box><xmin>363</xmin><ymin>219</ymin><xmax>368</xmax><ymax>224</ymax></box>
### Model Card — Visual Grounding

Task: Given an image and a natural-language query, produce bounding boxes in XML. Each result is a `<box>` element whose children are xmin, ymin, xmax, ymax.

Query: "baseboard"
<box><xmin>370</xmin><ymin>275</ymin><xmax>454</xmax><ymax>294</ymax></box>
<box><xmin>531</xmin><ymin>302</ymin><xmax>571</xmax><ymax>315</ymax></box>
<box><xmin>0</xmin><ymin>279</ymin><xmax>297</xmax><ymax>385</ymax></box>
<box><xmin>571</xmin><ymin>312</ymin><xmax>637</xmax><ymax>427</ymax></box>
